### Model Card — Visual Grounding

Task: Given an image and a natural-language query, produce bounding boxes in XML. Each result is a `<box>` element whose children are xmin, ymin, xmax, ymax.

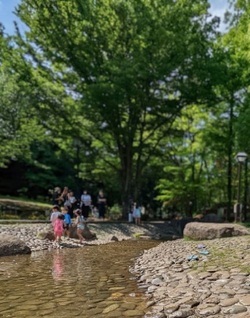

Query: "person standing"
<box><xmin>61</xmin><ymin>207</ymin><xmax>72</xmax><ymax>238</ymax></box>
<box><xmin>50</xmin><ymin>205</ymin><xmax>61</xmax><ymax>227</ymax></box>
<box><xmin>133</xmin><ymin>202</ymin><xmax>141</xmax><ymax>225</ymax></box>
<box><xmin>52</xmin><ymin>187</ymin><xmax>62</xmax><ymax>206</ymax></box>
<box><xmin>59</xmin><ymin>186</ymin><xmax>69</xmax><ymax>206</ymax></box>
<box><xmin>80</xmin><ymin>190</ymin><xmax>92</xmax><ymax>219</ymax></box>
<box><xmin>64</xmin><ymin>191</ymin><xmax>77</xmax><ymax>218</ymax></box>
<box><xmin>53</xmin><ymin>214</ymin><xmax>64</xmax><ymax>244</ymax></box>
<box><xmin>97</xmin><ymin>190</ymin><xmax>107</xmax><ymax>219</ymax></box>
<box><xmin>74</xmin><ymin>209</ymin><xmax>86</xmax><ymax>244</ymax></box>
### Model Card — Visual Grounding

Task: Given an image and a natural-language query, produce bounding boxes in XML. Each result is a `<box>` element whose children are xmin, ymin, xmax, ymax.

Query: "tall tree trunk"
<box><xmin>120</xmin><ymin>146</ymin><xmax>134</xmax><ymax>219</ymax></box>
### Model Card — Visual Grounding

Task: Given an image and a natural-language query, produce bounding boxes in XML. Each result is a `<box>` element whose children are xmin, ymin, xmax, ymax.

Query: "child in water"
<box><xmin>74</xmin><ymin>209</ymin><xmax>86</xmax><ymax>244</ymax></box>
<box><xmin>53</xmin><ymin>214</ymin><xmax>64</xmax><ymax>244</ymax></box>
<box><xmin>61</xmin><ymin>207</ymin><xmax>71</xmax><ymax>238</ymax></box>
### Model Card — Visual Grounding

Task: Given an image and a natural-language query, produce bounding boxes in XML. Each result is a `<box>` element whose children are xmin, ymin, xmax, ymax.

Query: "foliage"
<box><xmin>11</xmin><ymin>0</ymin><xmax>221</xmax><ymax>216</ymax></box>
<box><xmin>0</xmin><ymin>34</ymin><xmax>47</xmax><ymax>167</ymax></box>
<box><xmin>0</xmin><ymin>0</ymin><xmax>250</xmax><ymax>219</ymax></box>
<box><xmin>109</xmin><ymin>204</ymin><xmax>122</xmax><ymax>220</ymax></box>
<box><xmin>0</xmin><ymin>214</ymin><xmax>20</xmax><ymax>220</ymax></box>
<box><xmin>0</xmin><ymin>70</ymin><xmax>45</xmax><ymax>167</ymax></box>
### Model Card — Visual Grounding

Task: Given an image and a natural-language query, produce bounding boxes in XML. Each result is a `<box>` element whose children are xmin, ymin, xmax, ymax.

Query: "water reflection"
<box><xmin>52</xmin><ymin>251</ymin><xmax>64</xmax><ymax>281</ymax></box>
<box><xmin>0</xmin><ymin>240</ymin><xmax>159</xmax><ymax>317</ymax></box>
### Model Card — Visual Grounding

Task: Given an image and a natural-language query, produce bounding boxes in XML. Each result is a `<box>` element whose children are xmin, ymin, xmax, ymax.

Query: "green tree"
<box><xmin>0</xmin><ymin>32</ymin><xmax>46</xmax><ymax>167</ymax></box>
<box><xmin>14</xmin><ymin>0</ymin><xmax>219</xmax><ymax>216</ymax></box>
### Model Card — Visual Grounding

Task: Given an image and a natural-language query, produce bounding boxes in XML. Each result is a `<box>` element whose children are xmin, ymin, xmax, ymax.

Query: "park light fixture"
<box><xmin>236</xmin><ymin>152</ymin><xmax>248</xmax><ymax>163</ymax></box>
<box><xmin>235</xmin><ymin>152</ymin><xmax>248</xmax><ymax>223</ymax></box>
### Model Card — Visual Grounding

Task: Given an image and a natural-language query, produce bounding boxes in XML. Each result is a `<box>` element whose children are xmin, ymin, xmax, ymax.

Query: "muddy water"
<box><xmin>0</xmin><ymin>240</ymin><xmax>159</xmax><ymax>318</ymax></box>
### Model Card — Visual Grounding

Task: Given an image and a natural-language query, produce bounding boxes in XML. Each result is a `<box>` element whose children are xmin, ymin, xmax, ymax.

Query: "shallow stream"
<box><xmin>0</xmin><ymin>240</ymin><xmax>159</xmax><ymax>317</ymax></box>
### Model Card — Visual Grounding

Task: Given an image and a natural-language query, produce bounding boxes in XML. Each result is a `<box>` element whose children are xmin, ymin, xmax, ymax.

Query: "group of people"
<box><xmin>50</xmin><ymin>205</ymin><xmax>86</xmax><ymax>244</ymax></box>
<box><xmin>51</xmin><ymin>187</ymin><xmax>107</xmax><ymax>219</ymax></box>
<box><xmin>50</xmin><ymin>187</ymin><xmax>144</xmax><ymax>245</ymax></box>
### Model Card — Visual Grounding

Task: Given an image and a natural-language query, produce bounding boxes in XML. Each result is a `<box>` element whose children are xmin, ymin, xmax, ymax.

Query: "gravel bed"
<box><xmin>0</xmin><ymin>222</ymin><xmax>162</xmax><ymax>251</ymax></box>
<box><xmin>131</xmin><ymin>236</ymin><xmax>250</xmax><ymax>318</ymax></box>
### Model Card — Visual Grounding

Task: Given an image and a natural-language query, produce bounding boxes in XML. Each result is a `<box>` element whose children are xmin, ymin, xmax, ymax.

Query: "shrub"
<box><xmin>109</xmin><ymin>204</ymin><xmax>122</xmax><ymax>220</ymax></box>
<box><xmin>27</xmin><ymin>212</ymin><xmax>47</xmax><ymax>220</ymax></box>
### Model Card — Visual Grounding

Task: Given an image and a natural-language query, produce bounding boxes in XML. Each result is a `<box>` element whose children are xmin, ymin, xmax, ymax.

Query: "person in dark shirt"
<box><xmin>52</xmin><ymin>187</ymin><xmax>62</xmax><ymax>206</ymax></box>
<box><xmin>97</xmin><ymin>190</ymin><xmax>107</xmax><ymax>219</ymax></box>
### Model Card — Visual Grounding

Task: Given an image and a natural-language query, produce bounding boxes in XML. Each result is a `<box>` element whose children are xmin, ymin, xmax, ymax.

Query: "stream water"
<box><xmin>0</xmin><ymin>240</ymin><xmax>159</xmax><ymax>318</ymax></box>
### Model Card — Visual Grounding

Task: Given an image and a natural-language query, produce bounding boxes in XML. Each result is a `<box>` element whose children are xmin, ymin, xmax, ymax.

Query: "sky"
<box><xmin>0</xmin><ymin>0</ymin><xmax>229</xmax><ymax>35</ymax></box>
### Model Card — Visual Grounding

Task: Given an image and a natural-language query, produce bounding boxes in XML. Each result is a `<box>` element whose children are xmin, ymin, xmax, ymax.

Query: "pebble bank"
<box><xmin>131</xmin><ymin>236</ymin><xmax>250</xmax><ymax>318</ymax></box>
<box><xmin>0</xmin><ymin>222</ymin><xmax>163</xmax><ymax>251</ymax></box>
<box><xmin>1</xmin><ymin>222</ymin><xmax>250</xmax><ymax>317</ymax></box>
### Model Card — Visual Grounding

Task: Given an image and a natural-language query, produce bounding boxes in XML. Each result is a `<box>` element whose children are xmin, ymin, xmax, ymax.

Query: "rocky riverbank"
<box><xmin>131</xmin><ymin>235</ymin><xmax>250</xmax><ymax>318</ymax></box>
<box><xmin>0</xmin><ymin>222</ymin><xmax>170</xmax><ymax>252</ymax></box>
<box><xmin>2</xmin><ymin>222</ymin><xmax>250</xmax><ymax>317</ymax></box>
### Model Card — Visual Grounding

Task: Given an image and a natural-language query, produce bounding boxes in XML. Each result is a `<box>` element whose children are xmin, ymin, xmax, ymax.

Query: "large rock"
<box><xmin>38</xmin><ymin>230</ymin><xmax>55</xmax><ymax>241</ymax></box>
<box><xmin>37</xmin><ymin>225</ymin><xmax>97</xmax><ymax>241</ymax></box>
<box><xmin>184</xmin><ymin>222</ymin><xmax>250</xmax><ymax>240</ymax></box>
<box><xmin>69</xmin><ymin>225</ymin><xmax>97</xmax><ymax>240</ymax></box>
<box><xmin>0</xmin><ymin>235</ymin><xmax>31</xmax><ymax>256</ymax></box>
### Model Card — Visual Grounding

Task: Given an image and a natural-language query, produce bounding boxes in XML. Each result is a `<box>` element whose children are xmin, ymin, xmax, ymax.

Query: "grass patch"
<box><xmin>183</xmin><ymin>236</ymin><xmax>197</xmax><ymax>241</ymax></box>
<box><xmin>0</xmin><ymin>214</ymin><xmax>20</xmax><ymax>220</ymax></box>
<box><xmin>193</xmin><ymin>243</ymin><xmax>250</xmax><ymax>274</ymax></box>
<box><xmin>132</xmin><ymin>233</ymin><xmax>144</xmax><ymax>238</ymax></box>
<box><xmin>0</xmin><ymin>196</ymin><xmax>51</xmax><ymax>220</ymax></box>
<box><xmin>0</xmin><ymin>195</ymin><xmax>51</xmax><ymax>208</ymax></box>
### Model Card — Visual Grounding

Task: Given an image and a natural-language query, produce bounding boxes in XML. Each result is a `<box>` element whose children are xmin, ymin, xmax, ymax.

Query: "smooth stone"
<box><xmin>204</xmin><ymin>296</ymin><xmax>220</xmax><ymax>304</ymax></box>
<box><xmin>102</xmin><ymin>304</ymin><xmax>120</xmax><ymax>314</ymax></box>
<box><xmin>222</xmin><ymin>305</ymin><xmax>247</xmax><ymax>314</ymax></box>
<box><xmin>220</xmin><ymin>297</ymin><xmax>239</xmax><ymax>307</ymax></box>
<box><xmin>16</xmin><ymin>305</ymin><xmax>38</xmax><ymax>311</ymax></box>
<box><xmin>105</xmin><ymin>310</ymin><xmax>123</xmax><ymax>317</ymax></box>
<box><xmin>239</xmin><ymin>295</ymin><xmax>250</xmax><ymax>306</ymax></box>
<box><xmin>151</xmin><ymin>278</ymin><xmax>163</xmax><ymax>286</ymax></box>
<box><xmin>148</xmin><ymin>286</ymin><xmax>158</xmax><ymax>293</ymax></box>
<box><xmin>109</xmin><ymin>286</ymin><xmax>125</xmax><ymax>290</ymax></box>
<box><xmin>121</xmin><ymin>303</ymin><xmax>137</xmax><ymax>310</ymax></box>
<box><xmin>168</xmin><ymin>308</ymin><xmax>194</xmax><ymax>318</ymax></box>
<box><xmin>123</xmin><ymin>309</ymin><xmax>145</xmax><ymax>316</ymax></box>
<box><xmin>86</xmin><ymin>307</ymin><xmax>103</xmax><ymax>316</ymax></box>
<box><xmin>164</xmin><ymin>303</ymin><xmax>180</xmax><ymax>314</ymax></box>
<box><xmin>196</xmin><ymin>305</ymin><xmax>221</xmax><ymax>316</ymax></box>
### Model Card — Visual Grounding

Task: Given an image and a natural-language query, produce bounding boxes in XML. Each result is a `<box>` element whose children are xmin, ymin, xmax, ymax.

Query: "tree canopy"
<box><xmin>0</xmin><ymin>0</ymin><xmax>250</xmax><ymax>219</ymax></box>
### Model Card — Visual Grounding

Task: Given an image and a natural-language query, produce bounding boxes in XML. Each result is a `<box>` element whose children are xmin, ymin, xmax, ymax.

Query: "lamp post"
<box><xmin>243</xmin><ymin>159</ymin><xmax>249</xmax><ymax>221</ymax></box>
<box><xmin>235</xmin><ymin>152</ymin><xmax>248</xmax><ymax>222</ymax></box>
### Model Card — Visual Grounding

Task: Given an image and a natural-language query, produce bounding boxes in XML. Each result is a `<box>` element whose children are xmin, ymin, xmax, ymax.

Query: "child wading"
<box><xmin>53</xmin><ymin>214</ymin><xmax>65</xmax><ymax>244</ymax></box>
<box><xmin>50</xmin><ymin>205</ymin><xmax>61</xmax><ymax>227</ymax></box>
<box><xmin>74</xmin><ymin>209</ymin><xmax>86</xmax><ymax>244</ymax></box>
<box><xmin>61</xmin><ymin>207</ymin><xmax>72</xmax><ymax>238</ymax></box>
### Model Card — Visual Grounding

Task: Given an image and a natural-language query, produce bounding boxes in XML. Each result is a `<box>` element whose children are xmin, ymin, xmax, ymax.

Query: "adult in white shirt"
<box><xmin>81</xmin><ymin>190</ymin><xmax>92</xmax><ymax>219</ymax></box>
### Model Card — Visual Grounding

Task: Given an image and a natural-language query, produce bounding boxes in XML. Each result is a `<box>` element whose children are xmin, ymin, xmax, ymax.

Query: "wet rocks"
<box><xmin>0</xmin><ymin>222</ymin><xmax>164</xmax><ymax>253</ymax></box>
<box><xmin>69</xmin><ymin>225</ymin><xmax>97</xmax><ymax>240</ymax></box>
<box><xmin>0</xmin><ymin>234</ymin><xmax>31</xmax><ymax>256</ymax></box>
<box><xmin>131</xmin><ymin>235</ymin><xmax>250</xmax><ymax>318</ymax></box>
<box><xmin>0</xmin><ymin>224</ymin><xmax>92</xmax><ymax>253</ymax></box>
